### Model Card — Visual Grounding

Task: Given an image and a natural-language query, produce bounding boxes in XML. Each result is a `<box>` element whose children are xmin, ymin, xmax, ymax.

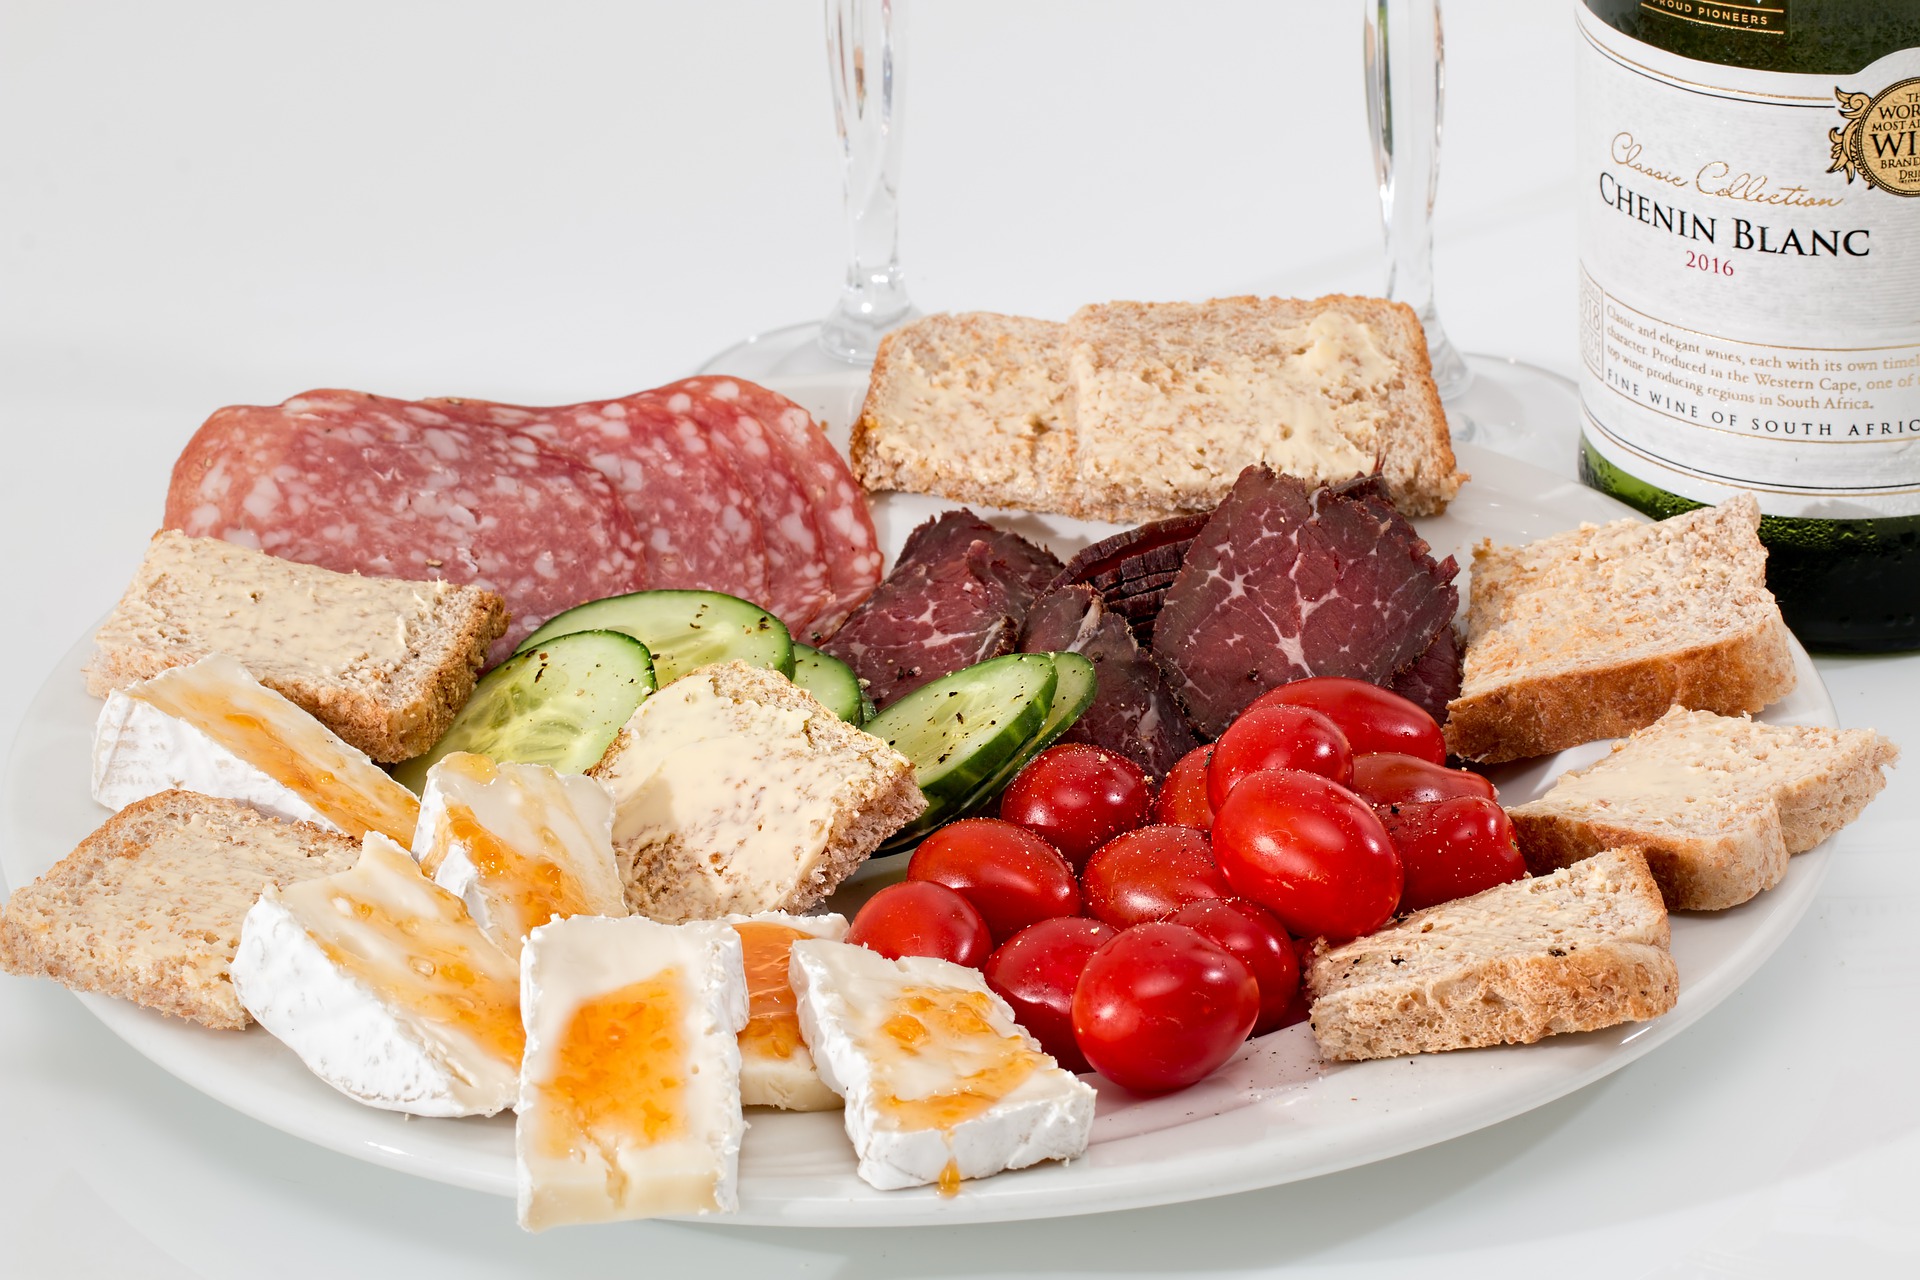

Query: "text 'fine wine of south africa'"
<box><xmin>1576</xmin><ymin>0</ymin><xmax>1920</xmax><ymax>649</ymax></box>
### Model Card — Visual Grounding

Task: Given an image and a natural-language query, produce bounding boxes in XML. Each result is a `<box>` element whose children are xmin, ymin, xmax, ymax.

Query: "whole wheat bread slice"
<box><xmin>0</xmin><ymin>790</ymin><xmax>359</xmax><ymax>1028</ymax></box>
<box><xmin>1508</xmin><ymin>706</ymin><xmax>1897</xmax><ymax>911</ymax></box>
<box><xmin>851</xmin><ymin>296</ymin><xmax>1464</xmax><ymax>524</ymax></box>
<box><xmin>1306</xmin><ymin>847</ymin><xmax>1678</xmax><ymax>1061</ymax></box>
<box><xmin>1444</xmin><ymin>494</ymin><xmax>1796</xmax><ymax>763</ymax></box>
<box><xmin>85</xmin><ymin>531</ymin><xmax>507</xmax><ymax>763</ymax></box>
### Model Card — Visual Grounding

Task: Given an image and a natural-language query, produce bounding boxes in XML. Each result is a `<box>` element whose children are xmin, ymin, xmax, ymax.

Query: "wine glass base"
<box><xmin>1447</xmin><ymin>354</ymin><xmax>1584</xmax><ymax>480</ymax></box>
<box><xmin>696</xmin><ymin>321</ymin><xmax>872</xmax><ymax>380</ymax></box>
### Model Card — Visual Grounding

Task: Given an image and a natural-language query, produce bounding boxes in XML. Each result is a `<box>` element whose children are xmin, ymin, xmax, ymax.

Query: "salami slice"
<box><xmin>430</xmin><ymin>392</ymin><xmax>768</xmax><ymax>606</ymax></box>
<box><xmin>675</xmin><ymin>376</ymin><xmax>883</xmax><ymax>641</ymax></box>
<box><xmin>164</xmin><ymin>390</ymin><xmax>647</xmax><ymax>662</ymax></box>
<box><xmin>646</xmin><ymin>381</ymin><xmax>831</xmax><ymax>634</ymax></box>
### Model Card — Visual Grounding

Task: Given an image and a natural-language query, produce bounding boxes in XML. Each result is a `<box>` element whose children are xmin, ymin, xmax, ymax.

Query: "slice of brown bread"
<box><xmin>850</xmin><ymin>296</ymin><xmax>1464</xmax><ymax>524</ymax></box>
<box><xmin>0</xmin><ymin>790</ymin><xmax>359</xmax><ymax>1029</ymax></box>
<box><xmin>590</xmin><ymin>661</ymin><xmax>926</xmax><ymax>923</ymax></box>
<box><xmin>1508</xmin><ymin>707</ymin><xmax>1897</xmax><ymax>911</ymax></box>
<box><xmin>1444</xmin><ymin>494</ymin><xmax>1796</xmax><ymax>763</ymax></box>
<box><xmin>1307</xmin><ymin>847</ymin><xmax>1678</xmax><ymax>1061</ymax></box>
<box><xmin>850</xmin><ymin>312</ymin><xmax>1076</xmax><ymax>515</ymax></box>
<box><xmin>85</xmin><ymin>530</ymin><xmax>507</xmax><ymax>762</ymax></box>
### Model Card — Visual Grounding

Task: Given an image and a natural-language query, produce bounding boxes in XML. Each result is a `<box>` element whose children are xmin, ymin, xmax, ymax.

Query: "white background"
<box><xmin>1</xmin><ymin>2</ymin><xmax>1913</xmax><ymax>1276</ymax></box>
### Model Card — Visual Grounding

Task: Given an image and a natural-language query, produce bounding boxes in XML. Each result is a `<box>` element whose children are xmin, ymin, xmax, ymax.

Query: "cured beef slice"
<box><xmin>1384</xmin><ymin>621</ymin><xmax>1463</xmax><ymax>724</ymax></box>
<box><xmin>822</xmin><ymin>510</ymin><xmax>1063</xmax><ymax>711</ymax></box>
<box><xmin>1151</xmin><ymin>467</ymin><xmax>1459</xmax><ymax>738</ymax></box>
<box><xmin>1050</xmin><ymin>512</ymin><xmax>1210</xmax><ymax>594</ymax></box>
<box><xmin>671</xmin><ymin>376</ymin><xmax>884</xmax><ymax>641</ymax></box>
<box><xmin>1020</xmin><ymin>585</ymin><xmax>1199</xmax><ymax>779</ymax></box>
<box><xmin>164</xmin><ymin>390</ymin><xmax>647</xmax><ymax>662</ymax></box>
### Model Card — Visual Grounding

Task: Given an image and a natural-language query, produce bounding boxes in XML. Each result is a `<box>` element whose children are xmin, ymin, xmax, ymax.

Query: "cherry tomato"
<box><xmin>1151</xmin><ymin>746</ymin><xmax>1214</xmax><ymax>830</ymax></box>
<box><xmin>907</xmin><ymin>818</ymin><xmax>1079</xmax><ymax>943</ymax></box>
<box><xmin>1210</xmin><ymin>768</ymin><xmax>1402</xmax><ymax>942</ymax></box>
<box><xmin>1350</xmin><ymin>753</ymin><xmax>1496</xmax><ymax>807</ymax></box>
<box><xmin>1163</xmin><ymin>898</ymin><xmax>1300</xmax><ymax>1035</ymax></box>
<box><xmin>1207</xmin><ymin>703</ymin><xmax>1353</xmax><ymax>810</ymax></box>
<box><xmin>846</xmin><ymin>881</ymin><xmax>993</xmax><ymax>967</ymax></box>
<box><xmin>983</xmin><ymin>916</ymin><xmax>1116</xmax><ymax>1072</ymax></box>
<box><xmin>1072</xmin><ymin>922</ymin><xmax>1259</xmax><ymax>1093</ymax></box>
<box><xmin>1080</xmin><ymin>825</ymin><xmax>1229</xmax><ymax>929</ymax></box>
<box><xmin>1377</xmin><ymin>796</ymin><xmax>1527</xmax><ymax>913</ymax></box>
<box><xmin>999</xmin><ymin>744</ymin><xmax>1153</xmax><ymax>871</ymax></box>
<box><xmin>1247</xmin><ymin>678</ymin><xmax>1446</xmax><ymax>766</ymax></box>
<box><xmin>1270</xmin><ymin>935</ymin><xmax>1317</xmax><ymax>1031</ymax></box>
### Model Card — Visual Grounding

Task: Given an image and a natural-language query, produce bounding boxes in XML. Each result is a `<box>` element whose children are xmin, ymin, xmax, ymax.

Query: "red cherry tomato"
<box><xmin>999</xmin><ymin>744</ymin><xmax>1152</xmax><ymax>871</ymax></box>
<box><xmin>1378</xmin><ymin>796</ymin><xmax>1527</xmax><ymax>913</ymax></box>
<box><xmin>1247</xmin><ymin>678</ymin><xmax>1446</xmax><ymax>766</ymax></box>
<box><xmin>1210</xmin><ymin>769</ymin><xmax>1403</xmax><ymax>942</ymax></box>
<box><xmin>1207</xmin><ymin>703</ymin><xmax>1353</xmax><ymax>810</ymax></box>
<box><xmin>1151</xmin><ymin>746</ymin><xmax>1214</xmax><ymax>830</ymax></box>
<box><xmin>1080</xmin><ymin>825</ymin><xmax>1229</xmax><ymax>929</ymax></box>
<box><xmin>982</xmin><ymin>916</ymin><xmax>1116</xmax><ymax>1072</ymax></box>
<box><xmin>847</xmin><ymin>881</ymin><xmax>993</xmax><ymax>967</ymax></box>
<box><xmin>1162</xmin><ymin>898</ymin><xmax>1300</xmax><ymax>1036</ymax></box>
<box><xmin>907</xmin><ymin>818</ymin><xmax>1080</xmax><ymax>943</ymax></box>
<box><xmin>1271</xmin><ymin>935</ymin><xmax>1317</xmax><ymax>1031</ymax></box>
<box><xmin>1072</xmin><ymin>922</ymin><xmax>1259</xmax><ymax>1093</ymax></box>
<box><xmin>1350</xmin><ymin>753</ymin><xmax>1496</xmax><ymax>808</ymax></box>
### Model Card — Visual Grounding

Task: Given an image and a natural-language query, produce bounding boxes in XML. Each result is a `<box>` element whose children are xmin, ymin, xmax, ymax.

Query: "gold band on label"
<box><xmin>1638</xmin><ymin>1</ymin><xmax>1787</xmax><ymax>37</ymax></box>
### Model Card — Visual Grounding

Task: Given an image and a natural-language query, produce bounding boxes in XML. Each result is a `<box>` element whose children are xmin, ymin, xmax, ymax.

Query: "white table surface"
<box><xmin>2</xmin><ymin>2</ymin><xmax>1914</xmax><ymax>1275</ymax></box>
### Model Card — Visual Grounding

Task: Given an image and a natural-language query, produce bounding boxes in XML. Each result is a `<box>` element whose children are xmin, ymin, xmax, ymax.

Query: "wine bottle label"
<box><xmin>1577</xmin><ymin>8</ymin><xmax>1920</xmax><ymax>517</ymax></box>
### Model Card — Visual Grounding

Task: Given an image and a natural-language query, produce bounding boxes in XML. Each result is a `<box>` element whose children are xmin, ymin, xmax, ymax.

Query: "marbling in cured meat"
<box><xmin>1151</xmin><ymin>468</ymin><xmax>1458</xmax><ymax>738</ymax></box>
<box><xmin>164</xmin><ymin>390</ymin><xmax>647</xmax><ymax>661</ymax></box>
<box><xmin>1020</xmin><ymin>585</ymin><xmax>1199</xmax><ymax>779</ymax></box>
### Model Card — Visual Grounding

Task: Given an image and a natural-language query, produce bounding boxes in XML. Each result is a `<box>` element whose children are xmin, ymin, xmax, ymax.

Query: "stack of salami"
<box><xmin>162</xmin><ymin>378</ymin><xmax>883</xmax><ymax>660</ymax></box>
<box><xmin>826</xmin><ymin>466</ymin><xmax>1462</xmax><ymax>779</ymax></box>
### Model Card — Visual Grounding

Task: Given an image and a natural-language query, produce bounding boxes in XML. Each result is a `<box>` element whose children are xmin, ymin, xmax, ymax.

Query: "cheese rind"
<box><xmin>516</xmin><ymin>915</ymin><xmax>749</xmax><ymax>1230</ymax></box>
<box><xmin>91</xmin><ymin>653</ymin><xmax>419</xmax><ymax>844</ymax></box>
<box><xmin>790</xmin><ymin>940</ymin><xmax>1096</xmax><ymax>1192</ymax></box>
<box><xmin>413</xmin><ymin>753</ymin><xmax>626</xmax><ymax>960</ymax></box>
<box><xmin>230</xmin><ymin>834</ymin><xmax>521</xmax><ymax>1117</ymax></box>
<box><xmin>724</xmin><ymin>911</ymin><xmax>848</xmax><ymax>1111</ymax></box>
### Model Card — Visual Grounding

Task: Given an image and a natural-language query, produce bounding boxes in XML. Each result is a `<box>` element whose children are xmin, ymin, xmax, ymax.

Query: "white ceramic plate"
<box><xmin>0</xmin><ymin>372</ymin><xmax>1841</xmax><ymax>1226</ymax></box>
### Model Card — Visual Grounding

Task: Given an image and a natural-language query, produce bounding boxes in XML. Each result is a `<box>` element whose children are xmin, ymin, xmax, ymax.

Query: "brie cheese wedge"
<box><xmin>724</xmin><ymin>911</ymin><xmax>848</xmax><ymax>1111</ymax></box>
<box><xmin>413</xmin><ymin>753</ymin><xmax>626</xmax><ymax>960</ymax></box>
<box><xmin>789</xmin><ymin>939</ymin><xmax>1097</xmax><ymax>1193</ymax></box>
<box><xmin>91</xmin><ymin>653</ymin><xmax>419</xmax><ymax>845</ymax></box>
<box><xmin>516</xmin><ymin>915</ymin><xmax>749</xmax><ymax>1230</ymax></box>
<box><xmin>230</xmin><ymin>833</ymin><xmax>522</xmax><ymax>1117</ymax></box>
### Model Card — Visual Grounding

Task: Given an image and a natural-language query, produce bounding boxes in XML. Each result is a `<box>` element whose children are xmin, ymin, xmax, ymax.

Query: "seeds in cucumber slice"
<box><xmin>790</xmin><ymin>644</ymin><xmax>868</xmax><ymax>723</ymax></box>
<box><xmin>862</xmin><ymin>653</ymin><xmax>1057</xmax><ymax>808</ymax></box>
<box><xmin>393</xmin><ymin>630</ymin><xmax>655</xmax><ymax>791</ymax></box>
<box><xmin>881</xmin><ymin>652</ymin><xmax>1098</xmax><ymax>850</ymax></box>
<box><xmin>513</xmin><ymin>589</ymin><xmax>793</xmax><ymax>685</ymax></box>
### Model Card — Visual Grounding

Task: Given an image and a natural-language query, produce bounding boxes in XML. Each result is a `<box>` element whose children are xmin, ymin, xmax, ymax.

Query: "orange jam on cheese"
<box><xmin>538</xmin><ymin>970</ymin><xmax>687</xmax><ymax>1157</ymax></box>
<box><xmin>137</xmin><ymin>676</ymin><xmax>418</xmax><ymax>844</ymax></box>
<box><xmin>430</xmin><ymin>800</ymin><xmax>593</xmax><ymax>939</ymax></box>
<box><xmin>317</xmin><ymin>892</ymin><xmax>524</xmax><ymax>1067</ymax></box>
<box><xmin>732</xmin><ymin>922</ymin><xmax>813</xmax><ymax>1061</ymax></box>
<box><xmin>868</xmin><ymin>987</ymin><xmax>1043</xmax><ymax>1132</ymax></box>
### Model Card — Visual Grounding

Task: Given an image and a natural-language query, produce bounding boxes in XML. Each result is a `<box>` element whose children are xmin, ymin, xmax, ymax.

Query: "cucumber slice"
<box><xmin>883</xmin><ymin>652</ymin><xmax>1098</xmax><ymax>850</ymax></box>
<box><xmin>393</xmin><ymin>630</ymin><xmax>655</xmax><ymax>791</ymax></box>
<box><xmin>514</xmin><ymin>589</ymin><xmax>793</xmax><ymax>685</ymax></box>
<box><xmin>790</xmin><ymin>644</ymin><xmax>868</xmax><ymax>724</ymax></box>
<box><xmin>863</xmin><ymin>653</ymin><xmax>1058</xmax><ymax>808</ymax></box>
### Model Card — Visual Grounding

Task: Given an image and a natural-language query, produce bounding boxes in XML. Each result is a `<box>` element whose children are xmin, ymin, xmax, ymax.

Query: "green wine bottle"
<box><xmin>1576</xmin><ymin>1</ymin><xmax>1920</xmax><ymax>650</ymax></box>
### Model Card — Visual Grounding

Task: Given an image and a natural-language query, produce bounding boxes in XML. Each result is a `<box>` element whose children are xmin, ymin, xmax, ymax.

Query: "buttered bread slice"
<box><xmin>1508</xmin><ymin>707</ymin><xmax>1897</xmax><ymax>911</ymax></box>
<box><xmin>86</xmin><ymin>530</ymin><xmax>506</xmax><ymax>762</ymax></box>
<box><xmin>589</xmin><ymin>662</ymin><xmax>925</xmax><ymax>923</ymax></box>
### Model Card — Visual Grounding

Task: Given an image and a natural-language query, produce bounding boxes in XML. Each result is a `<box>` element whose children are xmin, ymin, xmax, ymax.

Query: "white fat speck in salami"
<box><xmin>163</xmin><ymin>389</ymin><xmax>647</xmax><ymax>662</ymax></box>
<box><xmin>644</xmin><ymin>382</ymin><xmax>832</xmax><ymax>637</ymax></box>
<box><xmin>670</xmin><ymin>376</ymin><xmax>881</xmax><ymax>642</ymax></box>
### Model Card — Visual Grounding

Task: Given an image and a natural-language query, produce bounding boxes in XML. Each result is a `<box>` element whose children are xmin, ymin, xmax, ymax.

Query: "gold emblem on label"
<box><xmin>1829</xmin><ymin>78</ymin><xmax>1920</xmax><ymax>197</ymax></box>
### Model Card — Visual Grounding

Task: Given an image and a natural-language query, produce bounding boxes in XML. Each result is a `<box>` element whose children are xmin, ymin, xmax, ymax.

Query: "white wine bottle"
<box><xmin>1576</xmin><ymin>1</ymin><xmax>1920</xmax><ymax>650</ymax></box>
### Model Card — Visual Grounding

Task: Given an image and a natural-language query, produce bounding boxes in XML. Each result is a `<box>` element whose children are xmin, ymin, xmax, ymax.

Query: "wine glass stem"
<box><xmin>821</xmin><ymin>0</ymin><xmax>916</xmax><ymax>364</ymax></box>
<box><xmin>1365</xmin><ymin>0</ymin><xmax>1470</xmax><ymax>400</ymax></box>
